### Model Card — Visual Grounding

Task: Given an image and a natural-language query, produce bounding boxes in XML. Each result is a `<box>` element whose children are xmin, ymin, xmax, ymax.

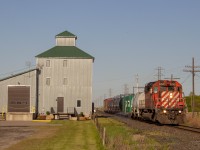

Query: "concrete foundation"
<box><xmin>6</xmin><ymin>112</ymin><xmax>33</xmax><ymax>121</ymax></box>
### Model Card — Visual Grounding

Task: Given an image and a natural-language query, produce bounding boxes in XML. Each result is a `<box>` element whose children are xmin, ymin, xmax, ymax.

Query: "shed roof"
<box><xmin>0</xmin><ymin>69</ymin><xmax>38</xmax><ymax>82</ymax></box>
<box><xmin>36</xmin><ymin>46</ymin><xmax>94</xmax><ymax>60</ymax></box>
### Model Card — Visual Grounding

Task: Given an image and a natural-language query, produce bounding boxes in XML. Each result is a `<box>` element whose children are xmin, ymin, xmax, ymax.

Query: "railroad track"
<box><xmin>97</xmin><ymin>110</ymin><xmax>200</xmax><ymax>134</ymax></box>
<box><xmin>170</xmin><ymin>124</ymin><xmax>200</xmax><ymax>133</ymax></box>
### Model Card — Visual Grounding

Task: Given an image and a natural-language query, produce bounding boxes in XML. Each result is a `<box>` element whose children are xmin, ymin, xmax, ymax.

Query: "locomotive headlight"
<box><xmin>170</xmin><ymin>93</ymin><xmax>173</xmax><ymax>98</ymax></box>
<box><xmin>178</xmin><ymin>110</ymin><xmax>182</xmax><ymax>114</ymax></box>
<box><xmin>163</xmin><ymin>110</ymin><xmax>167</xmax><ymax>113</ymax></box>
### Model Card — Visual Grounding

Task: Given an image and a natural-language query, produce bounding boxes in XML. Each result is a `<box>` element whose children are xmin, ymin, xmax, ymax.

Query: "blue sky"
<box><xmin>0</xmin><ymin>1</ymin><xmax>200</xmax><ymax>103</ymax></box>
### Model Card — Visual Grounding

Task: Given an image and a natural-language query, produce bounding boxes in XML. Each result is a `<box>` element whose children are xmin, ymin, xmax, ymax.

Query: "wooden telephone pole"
<box><xmin>183</xmin><ymin>57</ymin><xmax>200</xmax><ymax>117</ymax></box>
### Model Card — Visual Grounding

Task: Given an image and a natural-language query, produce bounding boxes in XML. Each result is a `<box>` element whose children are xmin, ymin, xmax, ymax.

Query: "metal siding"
<box><xmin>37</xmin><ymin>58</ymin><xmax>93</xmax><ymax>115</ymax></box>
<box><xmin>0</xmin><ymin>70</ymin><xmax>37</xmax><ymax>113</ymax></box>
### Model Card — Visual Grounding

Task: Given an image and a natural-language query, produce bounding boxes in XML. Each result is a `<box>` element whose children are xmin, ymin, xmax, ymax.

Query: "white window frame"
<box><xmin>63</xmin><ymin>60</ymin><xmax>68</xmax><ymax>67</ymax></box>
<box><xmin>46</xmin><ymin>78</ymin><xmax>50</xmax><ymax>86</ymax></box>
<box><xmin>46</xmin><ymin>60</ymin><xmax>50</xmax><ymax>67</ymax></box>
<box><xmin>63</xmin><ymin>78</ymin><xmax>68</xmax><ymax>85</ymax></box>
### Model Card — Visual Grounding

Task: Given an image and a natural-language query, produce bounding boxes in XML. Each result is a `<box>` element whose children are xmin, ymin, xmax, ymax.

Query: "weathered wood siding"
<box><xmin>36</xmin><ymin>58</ymin><xmax>93</xmax><ymax>115</ymax></box>
<box><xmin>0</xmin><ymin>70</ymin><xmax>37</xmax><ymax>113</ymax></box>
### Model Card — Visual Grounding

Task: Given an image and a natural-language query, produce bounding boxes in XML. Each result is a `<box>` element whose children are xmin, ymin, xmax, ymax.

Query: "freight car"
<box><xmin>120</xmin><ymin>94</ymin><xmax>134</xmax><ymax>114</ymax></box>
<box><xmin>104</xmin><ymin>94</ymin><xmax>134</xmax><ymax>114</ymax></box>
<box><xmin>104</xmin><ymin>98</ymin><xmax>113</xmax><ymax>113</ymax></box>
<box><xmin>131</xmin><ymin>80</ymin><xmax>187</xmax><ymax>124</ymax></box>
<box><xmin>103</xmin><ymin>95</ymin><xmax>121</xmax><ymax>114</ymax></box>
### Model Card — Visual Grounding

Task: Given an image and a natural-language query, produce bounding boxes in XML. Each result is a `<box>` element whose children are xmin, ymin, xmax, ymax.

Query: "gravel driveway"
<box><xmin>0</xmin><ymin>121</ymin><xmax>59</xmax><ymax>150</ymax></box>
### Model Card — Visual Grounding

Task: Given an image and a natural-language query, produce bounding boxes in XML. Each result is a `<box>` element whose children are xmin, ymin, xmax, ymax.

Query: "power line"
<box><xmin>196</xmin><ymin>74</ymin><xmax>200</xmax><ymax>79</ymax></box>
<box><xmin>0</xmin><ymin>65</ymin><xmax>35</xmax><ymax>78</ymax></box>
<box><xmin>164</xmin><ymin>74</ymin><xmax>180</xmax><ymax>81</ymax></box>
<box><xmin>181</xmin><ymin>74</ymin><xmax>191</xmax><ymax>85</ymax></box>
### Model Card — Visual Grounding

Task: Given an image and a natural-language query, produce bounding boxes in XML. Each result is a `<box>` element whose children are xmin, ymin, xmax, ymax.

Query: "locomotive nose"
<box><xmin>169</xmin><ymin>93</ymin><xmax>173</xmax><ymax>99</ymax></box>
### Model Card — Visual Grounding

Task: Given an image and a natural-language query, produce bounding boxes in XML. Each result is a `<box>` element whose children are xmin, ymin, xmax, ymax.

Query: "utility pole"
<box><xmin>164</xmin><ymin>74</ymin><xmax>180</xmax><ymax>81</ymax></box>
<box><xmin>100</xmin><ymin>96</ymin><xmax>103</xmax><ymax>108</ymax></box>
<box><xmin>104</xmin><ymin>94</ymin><xmax>106</xmax><ymax>99</ymax></box>
<box><xmin>109</xmin><ymin>88</ymin><xmax>112</xmax><ymax>98</ymax></box>
<box><xmin>25</xmin><ymin>61</ymin><xmax>31</xmax><ymax>78</ymax></box>
<box><xmin>133</xmin><ymin>74</ymin><xmax>144</xmax><ymax>94</ymax></box>
<box><xmin>155</xmin><ymin>66</ymin><xmax>164</xmax><ymax>80</ymax></box>
<box><xmin>135</xmin><ymin>74</ymin><xmax>139</xmax><ymax>93</ymax></box>
<box><xmin>183</xmin><ymin>57</ymin><xmax>200</xmax><ymax>118</ymax></box>
<box><xmin>133</xmin><ymin>86</ymin><xmax>144</xmax><ymax>94</ymax></box>
<box><xmin>124</xmin><ymin>84</ymin><xmax>129</xmax><ymax>95</ymax></box>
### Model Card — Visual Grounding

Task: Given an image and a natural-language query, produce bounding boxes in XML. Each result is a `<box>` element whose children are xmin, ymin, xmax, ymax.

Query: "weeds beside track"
<box><xmin>96</xmin><ymin>110</ymin><xmax>200</xmax><ymax>150</ymax></box>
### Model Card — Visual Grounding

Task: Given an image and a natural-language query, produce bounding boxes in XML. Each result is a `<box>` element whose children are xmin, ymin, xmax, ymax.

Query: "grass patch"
<box><xmin>185</xmin><ymin>112</ymin><xmax>200</xmax><ymax>127</ymax></box>
<box><xmin>6</xmin><ymin>120</ymin><xmax>104</xmax><ymax>150</ymax></box>
<box><xmin>184</xmin><ymin>95</ymin><xmax>200</xmax><ymax>127</ymax></box>
<box><xmin>97</xmin><ymin>118</ymin><xmax>169</xmax><ymax>150</ymax></box>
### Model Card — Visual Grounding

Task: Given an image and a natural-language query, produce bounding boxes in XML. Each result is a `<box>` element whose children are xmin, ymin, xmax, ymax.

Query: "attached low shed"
<box><xmin>0</xmin><ymin>69</ymin><xmax>38</xmax><ymax>121</ymax></box>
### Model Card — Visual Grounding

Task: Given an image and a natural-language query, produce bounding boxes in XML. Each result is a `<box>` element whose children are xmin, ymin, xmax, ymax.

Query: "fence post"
<box><xmin>103</xmin><ymin>127</ymin><xmax>106</xmax><ymax>146</ymax></box>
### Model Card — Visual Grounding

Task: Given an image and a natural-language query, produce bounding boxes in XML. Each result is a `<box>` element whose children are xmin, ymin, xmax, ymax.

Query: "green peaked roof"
<box><xmin>56</xmin><ymin>31</ymin><xmax>76</xmax><ymax>38</ymax></box>
<box><xmin>36</xmin><ymin>46</ymin><xmax>94</xmax><ymax>60</ymax></box>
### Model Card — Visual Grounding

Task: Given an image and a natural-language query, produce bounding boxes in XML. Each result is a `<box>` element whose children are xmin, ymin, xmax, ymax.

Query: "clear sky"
<box><xmin>0</xmin><ymin>1</ymin><xmax>200</xmax><ymax>105</ymax></box>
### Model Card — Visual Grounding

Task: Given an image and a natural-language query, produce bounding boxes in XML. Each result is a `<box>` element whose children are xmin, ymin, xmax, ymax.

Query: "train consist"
<box><xmin>104</xmin><ymin>94</ymin><xmax>133</xmax><ymax>114</ymax></box>
<box><xmin>104</xmin><ymin>80</ymin><xmax>187</xmax><ymax>124</ymax></box>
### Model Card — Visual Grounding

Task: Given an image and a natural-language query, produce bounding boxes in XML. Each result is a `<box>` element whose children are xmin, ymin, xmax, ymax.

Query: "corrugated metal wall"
<box><xmin>0</xmin><ymin>70</ymin><xmax>37</xmax><ymax>113</ymax></box>
<box><xmin>36</xmin><ymin>58</ymin><xmax>93</xmax><ymax>115</ymax></box>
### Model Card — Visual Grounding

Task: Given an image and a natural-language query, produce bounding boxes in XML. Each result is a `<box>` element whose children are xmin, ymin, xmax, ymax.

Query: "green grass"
<box><xmin>97</xmin><ymin>118</ymin><xmax>169</xmax><ymax>150</ymax></box>
<box><xmin>6</xmin><ymin>120</ymin><xmax>105</xmax><ymax>150</ymax></box>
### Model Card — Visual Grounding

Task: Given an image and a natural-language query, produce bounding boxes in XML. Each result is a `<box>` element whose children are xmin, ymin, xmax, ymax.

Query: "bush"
<box><xmin>79</xmin><ymin>112</ymin><xmax>84</xmax><ymax>117</ymax></box>
<box><xmin>37</xmin><ymin>115</ymin><xmax>46</xmax><ymax>120</ymax></box>
<box><xmin>46</xmin><ymin>111</ymin><xmax>50</xmax><ymax>115</ymax></box>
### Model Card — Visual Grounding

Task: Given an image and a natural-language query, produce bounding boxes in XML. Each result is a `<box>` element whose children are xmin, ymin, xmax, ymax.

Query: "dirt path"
<box><xmin>0</xmin><ymin>121</ymin><xmax>59</xmax><ymax>150</ymax></box>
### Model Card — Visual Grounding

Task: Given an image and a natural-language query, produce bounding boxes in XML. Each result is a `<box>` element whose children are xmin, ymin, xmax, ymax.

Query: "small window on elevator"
<box><xmin>77</xmin><ymin>100</ymin><xmax>81</xmax><ymax>107</ymax></box>
<box><xmin>63</xmin><ymin>60</ymin><xmax>68</xmax><ymax>67</ymax></box>
<box><xmin>46</xmin><ymin>78</ymin><xmax>50</xmax><ymax>86</ymax></box>
<box><xmin>46</xmin><ymin>60</ymin><xmax>50</xmax><ymax>67</ymax></box>
<box><xmin>63</xmin><ymin>78</ymin><xmax>68</xmax><ymax>85</ymax></box>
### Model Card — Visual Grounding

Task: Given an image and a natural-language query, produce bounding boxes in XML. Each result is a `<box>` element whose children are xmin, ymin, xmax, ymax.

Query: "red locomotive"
<box><xmin>132</xmin><ymin>80</ymin><xmax>187</xmax><ymax>124</ymax></box>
